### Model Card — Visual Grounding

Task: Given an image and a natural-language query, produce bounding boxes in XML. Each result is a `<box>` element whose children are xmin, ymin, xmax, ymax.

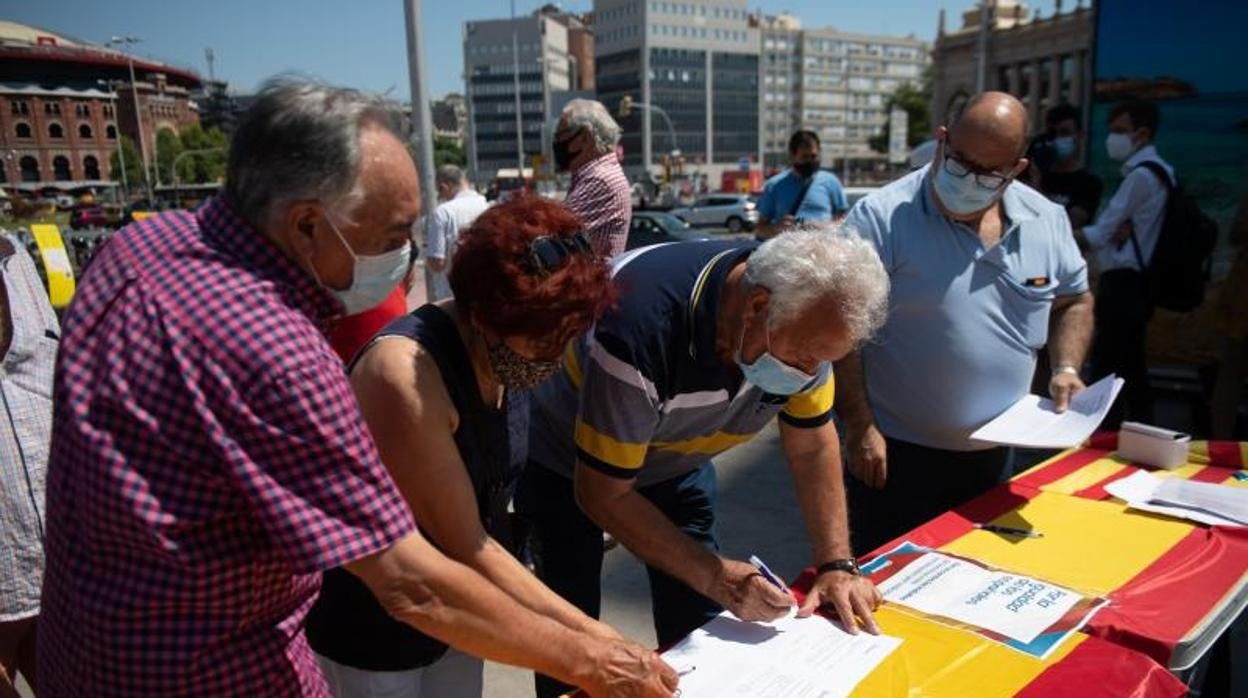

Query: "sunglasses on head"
<box><xmin>528</xmin><ymin>232</ymin><xmax>593</xmax><ymax>276</ymax></box>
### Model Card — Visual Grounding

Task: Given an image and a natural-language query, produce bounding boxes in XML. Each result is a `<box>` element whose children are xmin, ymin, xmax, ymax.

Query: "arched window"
<box><xmin>79</xmin><ymin>123</ymin><xmax>94</xmax><ymax>139</ymax></box>
<box><xmin>53</xmin><ymin>155</ymin><xmax>71</xmax><ymax>180</ymax></box>
<box><xmin>83</xmin><ymin>155</ymin><xmax>101</xmax><ymax>180</ymax></box>
<box><xmin>106</xmin><ymin>124</ymin><xmax>117</xmax><ymax>139</ymax></box>
<box><xmin>48</xmin><ymin>122</ymin><xmax>64</xmax><ymax>139</ymax></box>
<box><xmin>15</xmin><ymin>122</ymin><xmax>32</xmax><ymax>139</ymax></box>
<box><xmin>20</xmin><ymin>156</ymin><xmax>40</xmax><ymax>182</ymax></box>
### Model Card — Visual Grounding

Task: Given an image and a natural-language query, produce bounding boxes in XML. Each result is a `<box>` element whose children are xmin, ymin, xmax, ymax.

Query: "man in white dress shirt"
<box><xmin>1079</xmin><ymin>99</ymin><xmax>1171</xmax><ymax>427</ymax></box>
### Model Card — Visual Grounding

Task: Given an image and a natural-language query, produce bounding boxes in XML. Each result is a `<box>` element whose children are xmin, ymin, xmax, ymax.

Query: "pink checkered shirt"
<box><xmin>563</xmin><ymin>152</ymin><xmax>632</xmax><ymax>258</ymax></box>
<box><xmin>39</xmin><ymin>197</ymin><xmax>416</xmax><ymax>696</ymax></box>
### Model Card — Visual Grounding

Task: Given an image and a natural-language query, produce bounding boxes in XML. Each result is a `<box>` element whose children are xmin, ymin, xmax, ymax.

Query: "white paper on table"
<box><xmin>662</xmin><ymin>612</ymin><xmax>901</xmax><ymax>698</ymax></box>
<box><xmin>969</xmin><ymin>374</ymin><xmax>1124</xmax><ymax>449</ymax></box>
<box><xmin>1107</xmin><ymin>470</ymin><xmax>1248</xmax><ymax>526</ymax></box>
<box><xmin>875</xmin><ymin>552</ymin><xmax>1081</xmax><ymax>645</ymax></box>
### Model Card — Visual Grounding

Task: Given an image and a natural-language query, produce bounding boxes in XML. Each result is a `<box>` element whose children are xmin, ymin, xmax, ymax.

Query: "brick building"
<box><xmin>0</xmin><ymin>20</ymin><xmax>202</xmax><ymax>190</ymax></box>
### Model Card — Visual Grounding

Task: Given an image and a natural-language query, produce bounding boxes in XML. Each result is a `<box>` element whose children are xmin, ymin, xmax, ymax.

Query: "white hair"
<box><xmin>562</xmin><ymin>99</ymin><xmax>621</xmax><ymax>154</ymax></box>
<box><xmin>744</xmin><ymin>225</ymin><xmax>890</xmax><ymax>346</ymax></box>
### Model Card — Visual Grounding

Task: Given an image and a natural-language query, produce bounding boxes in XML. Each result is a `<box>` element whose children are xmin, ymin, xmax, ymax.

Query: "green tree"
<box><xmin>433</xmin><ymin>135</ymin><xmax>466</xmax><ymax>168</ymax></box>
<box><xmin>174</xmin><ymin>125</ymin><xmax>228</xmax><ymax>184</ymax></box>
<box><xmin>109</xmin><ymin>135</ymin><xmax>144</xmax><ymax>191</ymax></box>
<box><xmin>154</xmin><ymin>127</ymin><xmax>183</xmax><ymax>185</ymax></box>
<box><xmin>869</xmin><ymin>66</ymin><xmax>934</xmax><ymax>155</ymax></box>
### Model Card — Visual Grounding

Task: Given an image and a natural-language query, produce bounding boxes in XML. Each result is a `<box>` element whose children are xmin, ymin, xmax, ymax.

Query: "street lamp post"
<box><xmin>108</xmin><ymin>35</ymin><xmax>154</xmax><ymax>203</ymax></box>
<box><xmin>510</xmin><ymin>0</ymin><xmax>526</xmax><ymax>174</ymax></box>
<box><xmin>98</xmin><ymin>79</ymin><xmax>129</xmax><ymax>201</ymax></box>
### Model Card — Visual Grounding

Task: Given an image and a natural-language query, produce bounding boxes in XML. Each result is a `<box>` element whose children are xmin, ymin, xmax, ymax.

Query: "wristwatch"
<box><xmin>816</xmin><ymin>558</ymin><xmax>861</xmax><ymax>577</ymax></box>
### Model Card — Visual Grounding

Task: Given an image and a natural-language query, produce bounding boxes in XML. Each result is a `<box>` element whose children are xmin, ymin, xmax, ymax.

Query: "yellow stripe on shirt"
<box><xmin>783</xmin><ymin>373</ymin><xmax>836</xmax><ymax>420</ymax></box>
<box><xmin>653</xmin><ymin>430</ymin><xmax>755</xmax><ymax>456</ymax></box>
<box><xmin>574</xmin><ymin>419</ymin><xmax>648</xmax><ymax>470</ymax></box>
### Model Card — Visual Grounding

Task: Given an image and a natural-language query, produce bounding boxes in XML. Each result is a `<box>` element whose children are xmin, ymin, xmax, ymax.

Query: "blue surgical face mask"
<box><xmin>1053</xmin><ymin>135</ymin><xmax>1077</xmax><ymax>160</ymax></box>
<box><xmin>932</xmin><ymin>159</ymin><xmax>1005</xmax><ymax>216</ymax></box>
<box><xmin>734</xmin><ymin>319</ymin><xmax>825</xmax><ymax>396</ymax></box>
<box><xmin>320</xmin><ymin>216</ymin><xmax>411</xmax><ymax>315</ymax></box>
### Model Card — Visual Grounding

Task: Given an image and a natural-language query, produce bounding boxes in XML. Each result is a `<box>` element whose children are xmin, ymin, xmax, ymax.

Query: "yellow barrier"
<box><xmin>29</xmin><ymin>224</ymin><xmax>76</xmax><ymax>308</ymax></box>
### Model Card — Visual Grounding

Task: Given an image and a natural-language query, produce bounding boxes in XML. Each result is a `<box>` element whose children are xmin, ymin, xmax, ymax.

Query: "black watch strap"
<box><xmin>816</xmin><ymin>558</ymin><xmax>861</xmax><ymax>577</ymax></box>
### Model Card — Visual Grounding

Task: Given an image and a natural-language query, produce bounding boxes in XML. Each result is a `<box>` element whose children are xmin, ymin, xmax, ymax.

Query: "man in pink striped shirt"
<box><xmin>554</xmin><ymin>99</ymin><xmax>632</xmax><ymax>258</ymax></box>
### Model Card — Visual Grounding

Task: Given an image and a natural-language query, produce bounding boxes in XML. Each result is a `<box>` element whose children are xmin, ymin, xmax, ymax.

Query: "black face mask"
<box><xmin>488</xmin><ymin>341</ymin><xmax>561</xmax><ymax>389</ymax></box>
<box><xmin>553</xmin><ymin>135</ymin><xmax>578</xmax><ymax>172</ymax></box>
<box><xmin>793</xmin><ymin>160</ymin><xmax>819</xmax><ymax>178</ymax></box>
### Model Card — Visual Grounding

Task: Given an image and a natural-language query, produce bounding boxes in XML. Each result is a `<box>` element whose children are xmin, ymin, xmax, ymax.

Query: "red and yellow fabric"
<box><xmin>788</xmin><ymin>571</ymin><xmax>1184</xmax><ymax>697</ymax></box>
<box><xmin>854</xmin><ymin>439</ymin><xmax>1248</xmax><ymax>669</ymax></box>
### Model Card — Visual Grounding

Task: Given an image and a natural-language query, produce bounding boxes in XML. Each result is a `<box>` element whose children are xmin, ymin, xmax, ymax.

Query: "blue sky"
<box><xmin>1095</xmin><ymin>0</ymin><xmax>1247</xmax><ymax>93</ymax></box>
<box><xmin>10</xmin><ymin>0</ymin><xmax>1013</xmax><ymax>99</ymax></box>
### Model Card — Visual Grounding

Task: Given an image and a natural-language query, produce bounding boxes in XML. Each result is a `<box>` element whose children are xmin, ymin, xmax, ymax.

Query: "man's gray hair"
<box><xmin>436</xmin><ymin>164</ymin><xmax>466</xmax><ymax>189</ymax></box>
<box><xmin>562</xmin><ymin>99</ymin><xmax>621</xmax><ymax>154</ymax></box>
<box><xmin>224</xmin><ymin>76</ymin><xmax>406</xmax><ymax>228</ymax></box>
<box><xmin>744</xmin><ymin>226</ymin><xmax>890</xmax><ymax>345</ymax></box>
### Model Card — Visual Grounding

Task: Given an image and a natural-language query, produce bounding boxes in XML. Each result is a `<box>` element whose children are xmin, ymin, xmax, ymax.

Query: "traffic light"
<box><xmin>618</xmin><ymin>95</ymin><xmax>633</xmax><ymax>119</ymax></box>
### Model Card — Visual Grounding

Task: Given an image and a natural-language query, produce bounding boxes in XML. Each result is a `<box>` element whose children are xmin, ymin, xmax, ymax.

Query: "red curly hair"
<box><xmin>449</xmin><ymin>196</ymin><xmax>617</xmax><ymax>354</ymax></box>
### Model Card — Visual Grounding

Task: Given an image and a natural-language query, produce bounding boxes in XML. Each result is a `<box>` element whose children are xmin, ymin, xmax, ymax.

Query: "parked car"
<box><xmin>69</xmin><ymin>205</ymin><xmax>107</xmax><ymax>230</ymax></box>
<box><xmin>669</xmin><ymin>194</ymin><xmax>758</xmax><ymax>232</ymax></box>
<box><xmin>626</xmin><ymin>211</ymin><xmax>710</xmax><ymax>250</ymax></box>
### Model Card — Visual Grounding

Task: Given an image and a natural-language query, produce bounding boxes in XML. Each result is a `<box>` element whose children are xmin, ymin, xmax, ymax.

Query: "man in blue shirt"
<box><xmin>835</xmin><ymin>92</ymin><xmax>1095</xmax><ymax>555</ymax></box>
<box><xmin>756</xmin><ymin>130</ymin><xmax>848</xmax><ymax>239</ymax></box>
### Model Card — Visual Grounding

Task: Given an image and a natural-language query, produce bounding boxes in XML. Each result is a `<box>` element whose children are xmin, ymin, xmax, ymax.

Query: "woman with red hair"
<box><xmin>306</xmin><ymin>198</ymin><xmax>674</xmax><ymax>697</ymax></box>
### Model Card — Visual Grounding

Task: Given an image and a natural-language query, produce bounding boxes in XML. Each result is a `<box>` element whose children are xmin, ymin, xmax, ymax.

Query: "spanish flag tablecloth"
<box><xmin>852</xmin><ymin>438</ymin><xmax>1247</xmax><ymax>676</ymax></box>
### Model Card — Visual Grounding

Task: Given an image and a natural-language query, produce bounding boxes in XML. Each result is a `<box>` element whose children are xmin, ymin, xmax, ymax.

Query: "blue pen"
<box><xmin>748</xmin><ymin>554</ymin><xmax>788</xmax><ymax>592</ymax></box>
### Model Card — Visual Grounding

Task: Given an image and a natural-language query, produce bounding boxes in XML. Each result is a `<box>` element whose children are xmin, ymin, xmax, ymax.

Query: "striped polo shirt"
<box><xmin>528</xmin><ymin>240</ymin><xmax>835</xmax><ymax>487</ymax></box>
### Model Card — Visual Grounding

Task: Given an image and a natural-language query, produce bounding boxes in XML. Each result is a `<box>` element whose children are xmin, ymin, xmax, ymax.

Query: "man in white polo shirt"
<box><xmin>424</xmin><ymin>164</ymin><xmax>488</xmax><ymax>301</ymax></box>
<box><xmin>836</xmin><ymin>92</ymin><xmax>1095</xmax><ymax>554</ymax></box>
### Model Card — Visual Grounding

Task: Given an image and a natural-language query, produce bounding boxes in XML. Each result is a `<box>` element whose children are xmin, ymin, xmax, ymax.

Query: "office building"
<box><xmin>759</xmin><ymin>14</ymin><xmax>928</xmax><ymax>177</ymax></box>
<box><xmin>930</xmin><ymin>0</ymin><xmax>1093</xmax><ymax>129</ymax></box>
<box><xmin>594</xmin><ymin>0</ymin><xmax>760</xmax><ymax>180</ymax></box>
<box><xmin>463</xmin><ymin>11</ymin><xmax>572</xmax><ymax>181</ymax></box>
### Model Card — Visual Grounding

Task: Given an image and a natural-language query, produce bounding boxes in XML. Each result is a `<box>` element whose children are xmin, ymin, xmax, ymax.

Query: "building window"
<box><xmin>106</xmin><ymin>124</ymin><xmax>118</xmax><ymax>139</ymax></box>
<box><xmin>83</xmin><ymin>155</ymin><xmax>101</xmax><ymax>180</ymax></box>
<box><xmin>15</xmin><ymin>122</ymin><xmax>32</xmax><ymax>139</ymax></box>
<box><xmin>53</xmin><ymin>155</ymin><xmax>72</xmax><ymax>180</ymax></box>
<box><xmin>76</xmin><ymin>103</ymin><xmax>90</xmax><ymax>117</ymax></box>
<box><xmin>103</xmin><ymin>104</ymin><xmax>115</xmax><ymax>117</ymax></box>
<box><xmin>48</xmin><ymin>122</ymin><xmax>65</xmax><ymax>139</ymax></box>
<box><xmin>10</xmin><ymin>100</ymin><xmax>29</xmax><ymax>115</ymax></box>
<box><xmin>44</xmin><ymin>102</ymin><xmax>62</xmax><ymax>115</ymax></box>
<box><xmin>79</xmin><ymin>123</ymin><xmax>94</xmax><ymax>139</ymax></box>
<box><xmin>20</xmin><ymin>156</ymin><xmax>40</xmax><ymax>182</ymax></box>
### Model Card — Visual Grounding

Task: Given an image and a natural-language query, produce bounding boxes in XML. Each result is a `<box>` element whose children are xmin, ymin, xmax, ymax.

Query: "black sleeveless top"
<box><xmin>305</xmin><ymin>304</ymin><xmax>529</xmax><ymax>671</ymax></box>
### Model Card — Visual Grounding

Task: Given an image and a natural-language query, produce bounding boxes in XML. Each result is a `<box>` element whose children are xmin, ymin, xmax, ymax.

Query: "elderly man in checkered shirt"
<box><xmin>553</xmin><ymin>99</ymin><xmax>633</xmax><ymax>258</ymax></box>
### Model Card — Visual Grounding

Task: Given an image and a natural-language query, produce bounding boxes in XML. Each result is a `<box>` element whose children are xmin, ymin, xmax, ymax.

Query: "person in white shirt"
<box><xmin>424</xmin><ymin>165</ymin><xmax>489</xmax><ymax>302</ymax></box>
<box><xmin>1080</xmin><ymin>99</ymin><xmax>1171</xmax><ymax>427</ymax></box>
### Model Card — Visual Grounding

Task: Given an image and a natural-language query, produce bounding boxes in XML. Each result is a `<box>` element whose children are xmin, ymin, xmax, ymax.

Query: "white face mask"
<box><xmin>1053</xmin><ymin>135</ymin><xmax>1077</xmax><ymax>160</ymax></box>
<box><xmin>319</xmin><ymin>216</ymin><xmax>411</xmax><ymax>315</ymax></box>
<box><xmin>1105</xmin><ymin>132</ymin><xmax>1137</xmax><ymax>161</ymax></box>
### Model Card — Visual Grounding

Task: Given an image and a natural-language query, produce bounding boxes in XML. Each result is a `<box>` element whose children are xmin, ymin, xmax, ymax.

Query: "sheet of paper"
<box><xmin>875</xmin><ymin>551</ymin><xmax>1081</xmax><ymax>645</ymax></box>
<box><xmin>662</xmin><ymin>612</ymin><xmax>901</xmax><ymax>698</ymax></box>
<box><xmin>970</xmin><ymin>374</ymin><xmax>1124</xmax><ymax>448</ymax></box>
<box><xmin>1105</xmin><ymin>470</ymin><xmax>1246</xmax><ymax>527</ymax></box>
<box><xmin>1153</xmin><ymin>476</ymin><xmax>1248</xmax><ymax>525</ymax></box>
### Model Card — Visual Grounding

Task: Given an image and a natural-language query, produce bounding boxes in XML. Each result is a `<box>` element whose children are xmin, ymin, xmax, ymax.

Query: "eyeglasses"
<box><xmin>942</xmin><ymin>137</ymin><xmax>1015</xmax><ymax>191</ymax></box>
<box><xmin>527</xmin><ymin>232</ymin><xmax>593</xmax><ymax>276</ymax></box>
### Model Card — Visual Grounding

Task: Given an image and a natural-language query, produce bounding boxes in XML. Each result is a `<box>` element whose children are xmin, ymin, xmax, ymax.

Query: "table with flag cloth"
<box><xmin>793</xmin><ymin>437</ymin><xmax>1244</xmax><ymax>696</ymax></box>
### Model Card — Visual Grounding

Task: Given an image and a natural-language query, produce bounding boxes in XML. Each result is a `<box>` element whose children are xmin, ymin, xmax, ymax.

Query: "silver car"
<box><xmin>669</xmin><ymin>194</ymin><xmax>759</xmax><ymax>232</ymax></box>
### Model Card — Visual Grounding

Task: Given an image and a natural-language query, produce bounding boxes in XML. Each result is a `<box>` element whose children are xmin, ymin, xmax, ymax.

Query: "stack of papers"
<box><xmin>970</xmin><ymin>375</ymin><xmax>1124</xmax><ymax>449</ymax></box>
<box><xmin>1105</xmin><ymin>470</ymin><xmax>1248</xmax><ymax>527</ymax></box>
<box><xmin>661</xmin><ymin>611</ymin><xmax>901</xmax><ymax>697</ymax></box>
